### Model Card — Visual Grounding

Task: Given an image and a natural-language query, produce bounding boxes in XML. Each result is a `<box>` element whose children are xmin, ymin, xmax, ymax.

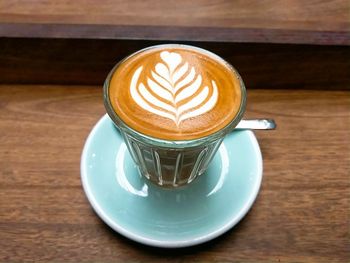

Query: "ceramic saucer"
<box><xmin>81</xmin><ymin>114</ymin><xmax>263</xmax><ymax>248</ymax></box>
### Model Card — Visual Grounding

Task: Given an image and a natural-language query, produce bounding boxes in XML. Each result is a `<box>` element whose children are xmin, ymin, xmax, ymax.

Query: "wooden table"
<box><xmin>0</xmin><ymin>85</ymin><xmax>349</xmax><ymax>262</ymax></box>
<box><xmin>0</xmin><ymin>0</ymin><xmax>349</xmax><ymax>89</ymax></box>
<box><xmin>0</xmin><ymin>0</ymin><xmax>349</xmax><ymax>45</ymax></box>
<box><xmin>0</xmin><ymin>0</ymin><xmax>349</xmax><ymax>262</ymax></box>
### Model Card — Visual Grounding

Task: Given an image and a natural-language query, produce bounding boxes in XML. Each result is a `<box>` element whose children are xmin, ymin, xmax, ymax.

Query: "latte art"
<box><xmin>130</xmin><ymin>51</ymin><xmax>218</xmax><ymax>125</ymax></box>
<box><xmin>107</xmin><ymin>45</ymin><xmax>243</xmax><ymax>140</ymax></box>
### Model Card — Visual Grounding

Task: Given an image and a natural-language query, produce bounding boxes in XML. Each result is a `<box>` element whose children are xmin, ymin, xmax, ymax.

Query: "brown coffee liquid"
<box><xmin>108</xmin><ymin>45</ymin><xmax>243</xmax><ymax>140</ymax></box>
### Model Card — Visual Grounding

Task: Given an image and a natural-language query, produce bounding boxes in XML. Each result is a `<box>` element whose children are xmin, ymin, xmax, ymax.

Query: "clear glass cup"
<box><xmin>103</xmin><ymin>44</ymin><xmax>246</xmax><ymax>188</ymax></box>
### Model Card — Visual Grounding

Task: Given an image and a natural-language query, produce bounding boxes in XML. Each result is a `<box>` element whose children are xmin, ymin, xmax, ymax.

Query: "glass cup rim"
<box><xmin>103</xmin><ymin>44</ymin><xmax>247</xmax><ymax>149</ymax></box>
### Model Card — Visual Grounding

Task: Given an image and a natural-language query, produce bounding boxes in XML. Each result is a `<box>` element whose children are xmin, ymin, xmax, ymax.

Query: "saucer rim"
<box><xmin>81</xmin><ymin>114</ymin><xmax>263</xmax><ymax>248</ymax></box>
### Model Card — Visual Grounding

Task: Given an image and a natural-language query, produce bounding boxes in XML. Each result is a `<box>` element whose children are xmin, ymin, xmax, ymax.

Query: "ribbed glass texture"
<box><xmin>122</xmin><ymin>131</ymin><xmax>223</xmax><ymax>187</ymax></box>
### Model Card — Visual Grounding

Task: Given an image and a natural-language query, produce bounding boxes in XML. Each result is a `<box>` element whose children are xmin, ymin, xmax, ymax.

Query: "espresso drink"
<box><xmin>105</xmin><ymin>45</ymin><xmax>245</xmax><ymax>187</ymax></box>
<box><xmin>108</xmin><ymin>45</ymin><xmax>242</xmax><ymax>140</ymax></box>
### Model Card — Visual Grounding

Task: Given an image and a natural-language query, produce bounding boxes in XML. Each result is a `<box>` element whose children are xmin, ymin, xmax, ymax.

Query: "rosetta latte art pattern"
<box><xmin>130</xmin><ymin>51</ymin><xmax>218</xmax><ymax>126</ymax></box>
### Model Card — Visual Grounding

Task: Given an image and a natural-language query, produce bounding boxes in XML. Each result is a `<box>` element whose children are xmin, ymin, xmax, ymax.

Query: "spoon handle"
<box><xmin>235</xmin><ymin>119</ymin><xmax>276</xmax><ymax>130</ymax></box>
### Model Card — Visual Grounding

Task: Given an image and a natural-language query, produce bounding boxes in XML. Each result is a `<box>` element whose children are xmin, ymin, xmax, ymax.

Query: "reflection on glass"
<box><xmin>207</xmin><ymin>144</ymin><xmax>229</xmax><ymax>196</ymax></box>
<box><xmin>116</xmin><ymin>143</ymin><xmax>148</xmax><ymax>197</ymax></box>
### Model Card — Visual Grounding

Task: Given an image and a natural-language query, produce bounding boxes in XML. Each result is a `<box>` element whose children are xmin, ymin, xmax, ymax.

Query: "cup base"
<box><xmin>120</xmin><ymin>126</ymin><xmax>224</xmax><ymax>188</ymax></box>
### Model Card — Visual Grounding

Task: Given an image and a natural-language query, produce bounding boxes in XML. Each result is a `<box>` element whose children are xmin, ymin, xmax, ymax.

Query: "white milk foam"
<box><xmin>130</xmin><ymin>51</ymin><xmax>218</xmax><ymax>126</ymax></box>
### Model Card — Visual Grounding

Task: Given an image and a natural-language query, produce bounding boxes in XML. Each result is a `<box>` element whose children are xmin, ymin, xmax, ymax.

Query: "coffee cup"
<box><xmin>104</xmin><ymin>44</ymin><xmax>246</xmax><ymax>187</ymax></box>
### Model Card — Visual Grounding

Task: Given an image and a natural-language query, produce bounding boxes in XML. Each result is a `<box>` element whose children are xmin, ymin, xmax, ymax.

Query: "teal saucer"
<box><xmin>81</xmin><ymin>114</ymin><xmax>263</xmax><ymax>248</ymax></box>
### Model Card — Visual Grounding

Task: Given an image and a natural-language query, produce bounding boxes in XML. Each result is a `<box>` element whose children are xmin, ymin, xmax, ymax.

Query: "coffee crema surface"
<box><xmin>108</xmin><ymin>46</ymin><xmax>243</xmax><ymax>140</ymax></box>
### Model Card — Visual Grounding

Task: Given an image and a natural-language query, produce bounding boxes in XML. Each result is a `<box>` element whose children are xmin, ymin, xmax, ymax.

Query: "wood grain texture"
<box><xmin>0</xmin><ymin>0</ymin><xmax>349</xmax><ymax>45</ymax></box>
<box><xmin>1</xmin><ymin>38</ymin><xmax>349</xmax><ymax>89</ymax></box>
<box><xmin>0</xmin><ymin>85</ymin><xmax>349</xmax><ymax>262</ymax></box>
